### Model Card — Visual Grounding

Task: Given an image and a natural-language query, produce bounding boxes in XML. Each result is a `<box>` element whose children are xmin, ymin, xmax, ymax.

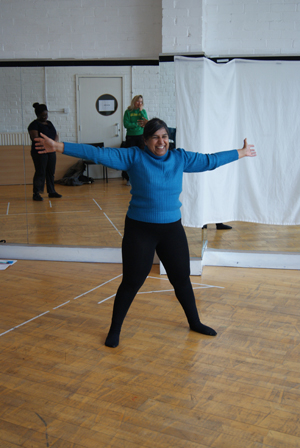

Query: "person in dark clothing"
<box><xmin>28</xmin><ymin>103</ymin><xmax>62</xmax><ymax>201</ymax></box>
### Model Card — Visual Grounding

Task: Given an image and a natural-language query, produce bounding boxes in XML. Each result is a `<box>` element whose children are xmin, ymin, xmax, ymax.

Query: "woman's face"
<box><xmin>145</xmin><ymin>127</ymin><xmax>169</xmax><ymax>157</ymax></box>
<box><xmin>38</xmin><ymin>110</ymin><xmax>48</xmax><ymax>122</ymax></box>
<box><xmin>134</xmin><ymin>97</ymin><xmax>143</xmax><ymax>110</ymax></box>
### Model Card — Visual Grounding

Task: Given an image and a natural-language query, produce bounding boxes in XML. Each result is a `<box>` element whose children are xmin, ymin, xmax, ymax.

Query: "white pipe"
<box><xmin>44</xmin><ymin>67</ymin><xmax>47</xmax><ymax>104</ymax></box>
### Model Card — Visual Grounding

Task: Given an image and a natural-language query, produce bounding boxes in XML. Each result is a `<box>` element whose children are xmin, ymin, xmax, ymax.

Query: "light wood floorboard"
<box><xmin>1</xmin><ymin>261</ymin><xmax>300</xmax><ymax>447</ymax></box>
<box><xmin>1</xmin><ymin>177</ymin><xmax>300</xmax><ymax>446</ymax></box>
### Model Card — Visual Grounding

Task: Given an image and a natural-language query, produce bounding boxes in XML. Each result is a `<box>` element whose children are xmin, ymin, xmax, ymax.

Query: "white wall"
<box><xmin>0</xmin><ymin>68</ymin><xmax>23</xmax><ymax>132</ymax></box>
<box><xmin>131</xmin><ymin>65</ymin><xmax>161</xmax><ymax>122</ymax></box>
<box><xmin>0</xmin><ymin>0</ymin><xmax>162</xmax><ymax>60</ymax></box>
<box><xmin>162</xmin><ymin>0</ymin><xmax>203</xmax><ymax>53</ymax></box>
<box><xmin>3</xmin><ymin>0</ymin><xmax>298</xmax><ymax>60</ymax></box>
<box><xmin>159</xmin><ymin>62</ymin><xmax>176</xmax><ymax>128</ymax></box>
<box><xmin>203</xmin><ymin>0</ymin><xmax>300</xmax><ymax>57</ymax></box>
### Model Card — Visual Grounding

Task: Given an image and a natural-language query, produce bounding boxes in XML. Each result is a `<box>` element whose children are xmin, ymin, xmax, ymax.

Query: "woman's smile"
<box><xmin>145</xmin><ymin>128</ymin><xmax>169</xmax><ymax>156</ymax></box>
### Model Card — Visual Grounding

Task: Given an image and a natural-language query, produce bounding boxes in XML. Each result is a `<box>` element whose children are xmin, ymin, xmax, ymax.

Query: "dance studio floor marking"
<box><xmin>93</xmin><ymin>198</ymin><xmax>123</xmax><ymax>237</ymax></box>
<box><xmin>98</xmin><ymin>275</ymin><xmax>224</xmax><ymax>304</ymax></box>
<box><xmin>0</xmin><ymin>274</ymin><xmax>223</xmax><ymax>338</ymax></box>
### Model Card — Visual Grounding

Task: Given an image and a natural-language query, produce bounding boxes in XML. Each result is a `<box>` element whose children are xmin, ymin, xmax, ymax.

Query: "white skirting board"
<box><xmin>202</xmin><ymin>248</ymin><xmax>300</xmax><ymax>270</ymax></box>
<box><xmin>0</xmin><ymin>244</ymin><xmax>159</xmax><ymax>265</ymax></box>
<box><xmin>1</xmin><ymin>244</ymin><xmax>299</xmax><ymax>272</ymax></box>
<box><xmin>160</xmin><ymin>248</ymin><xmax>300</xmax><ymax>275</ymax></box>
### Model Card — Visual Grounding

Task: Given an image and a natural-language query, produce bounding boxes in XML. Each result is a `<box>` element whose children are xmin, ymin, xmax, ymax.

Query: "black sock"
<box><xmin>171</xmin><ymin>279</ymin><xmax>218</xmax><ymax>336</ymax></box>
<box><xmin>105</xmin><ymin>328</ymin><xmax>120</xmax><ymax>348</ymax></box>
<box><xmin>190</xmin><ymin>322</ymin><xmax>217</xmax><ymax>336</ymax></box>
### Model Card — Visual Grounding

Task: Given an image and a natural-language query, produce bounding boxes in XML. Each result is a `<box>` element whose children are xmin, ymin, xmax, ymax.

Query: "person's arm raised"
<box><xmin>237</xmin><ymin>138</ymin><xmax>256</xmax><ymax>159</ymax></box>
<box><xmin>35</xmin><ymin>133</ymin><xmax>64</xmax><ymax>154</ymax></box>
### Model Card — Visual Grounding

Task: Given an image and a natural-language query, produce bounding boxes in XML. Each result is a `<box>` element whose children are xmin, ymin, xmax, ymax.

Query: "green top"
<box><xmin>123</xmin><ymin>108</ymin><xmax>148</xmax><ymax>136</ymax></box>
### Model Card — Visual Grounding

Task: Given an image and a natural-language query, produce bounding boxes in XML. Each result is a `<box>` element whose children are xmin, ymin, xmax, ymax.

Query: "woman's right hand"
<box><xmin>137</xmin><ymin>117</ymin><xmax>148</xmax><ymax>128</ymax></box>
<box><xmin>35</xmin><ymin>133</ymin><xmax>64</xmax><ymax>154</ymax></box>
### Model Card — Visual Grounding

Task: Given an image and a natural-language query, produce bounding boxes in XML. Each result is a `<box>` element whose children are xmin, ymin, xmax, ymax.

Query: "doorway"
<box><xmin>76</xmin><ymin>76</ymin><xmax>124</xmax><ymax>179</ymax></box>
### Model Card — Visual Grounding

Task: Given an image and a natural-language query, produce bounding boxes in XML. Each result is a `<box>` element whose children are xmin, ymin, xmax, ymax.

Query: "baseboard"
<box><xmin>0</xmin><ymin>243</ymin><xmax>159</xmax><ymax>264</ymax></box>
<box><xmin>202</xmin><ymin>248</ymin><xmax>300</xmax><ymax>270</ymax></box>
<box><xmin>160</xmin><ymin>248</ymin><xmax>300</xmax><ymax>276</ymax></box>
<box><xmin>1</xmin><ymin>244</ymin><xmax>299</xmax><ymax>272</ymax></box>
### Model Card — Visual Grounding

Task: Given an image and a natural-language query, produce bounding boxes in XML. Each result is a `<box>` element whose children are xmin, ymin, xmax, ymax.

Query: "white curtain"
<box><xmin>175</xmin><ymin>56</ymin><xmax>300</xmax><ymax>227</ymax></box>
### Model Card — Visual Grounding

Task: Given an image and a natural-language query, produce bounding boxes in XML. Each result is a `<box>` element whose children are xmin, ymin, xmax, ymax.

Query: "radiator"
<box><xmin>0</xmin><ymin>132</ymin><xmax>31</xmax><ymax>146</ymax></box>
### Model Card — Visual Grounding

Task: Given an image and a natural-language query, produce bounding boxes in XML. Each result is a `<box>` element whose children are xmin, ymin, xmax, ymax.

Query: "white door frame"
<box><xmin>75</xmin><ymin>75</ymin><xmax>125</xmax><ymax>143</ymax></box>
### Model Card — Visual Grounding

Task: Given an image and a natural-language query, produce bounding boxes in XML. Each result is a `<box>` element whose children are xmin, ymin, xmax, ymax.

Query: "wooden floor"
<box><xmin>1</xmin><ymin>178</ymin><xmax>300</xmax><ymax>256</ymax></box>
<box><xmin>1</xmin><ymin>261</ymin><xmax>300</xmax><ymax>447</ymax></box>
<box><xmin>1</xmin><ymin>178</ymin><xmax>300</xmax><ymax>447</ymax></box>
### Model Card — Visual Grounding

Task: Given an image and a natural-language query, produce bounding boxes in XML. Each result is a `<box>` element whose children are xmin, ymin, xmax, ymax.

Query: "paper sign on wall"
<box><xmin>98</xmin><ymin>99</ymin><xmax>115</xmax><ymax>112</ymax></box>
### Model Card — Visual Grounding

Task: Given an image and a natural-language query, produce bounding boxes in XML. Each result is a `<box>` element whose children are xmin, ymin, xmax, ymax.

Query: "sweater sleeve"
<box><xmin>123</xmin><ymin>110</ymin><xmax>138</xmax><ymax>131</ymax></box>
<box><xmin>63</xmin><ymin>142</ymin><xmax>137</xmax><ymax>171</ymax></box>
<box><xmin>181</xmin><ymin>149</ymin><xmax>239</xmax><ymax>172</ymax></box>
<box><xmin>141</xmin><ymin>109</ymin><xmax>148</xmax><ymax>120</ymax></box>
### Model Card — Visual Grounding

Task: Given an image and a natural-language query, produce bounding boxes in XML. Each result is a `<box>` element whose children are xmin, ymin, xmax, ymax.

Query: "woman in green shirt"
<box><xmin>122</xmin><ymin>95</ymin><xmax>148</xmax><ymax>184</ymax></box>
<box><xmin>123</xmin><ymin>95</ymin><xmax>148</xmax><ymax>149</ymax></box>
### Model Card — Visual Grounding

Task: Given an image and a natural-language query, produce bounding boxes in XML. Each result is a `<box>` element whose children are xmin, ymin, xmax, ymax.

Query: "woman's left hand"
<box><xmin>238</xmin><ymin>138</ymin><xmax>256</xmax><ymax>159</ymax></box>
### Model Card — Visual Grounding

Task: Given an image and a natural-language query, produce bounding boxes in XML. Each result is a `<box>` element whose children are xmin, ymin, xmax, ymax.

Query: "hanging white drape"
<box><xmin>175</xmin><ymin>56</ymin><xmax>300</xmax><ymax>227</ymax></box>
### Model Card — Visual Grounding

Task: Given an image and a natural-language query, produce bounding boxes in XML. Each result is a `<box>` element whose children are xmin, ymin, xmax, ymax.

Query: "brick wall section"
<box><xmin>203</xmin><ymin>0</ymin><xmax>300</xmax><ymax>56</ymax></box>
<box><xmin>159</xmin><ymin>62</ymin><xmax>176</xmax><ymax>128</ymax></box>
<box><xmin>0</xmin><ymin>68</ymin><xmax>23</xmax><ymax>132</ymax></box>
<box><xmin>162</xmin><ymin>0</ymin><xmax>203</xmax><ymax>53</ymax></box>
<box><xmin>0</xmin><ymin>0</ymin><xmax>162</xmax><ymax>60</ymax></box>
<box><xmin>1</xmin><ymin>1</ymin><xmax>299</xmax><ymax>60</ymax></box>
<box><xmin>131</xmin><ymin>66</ymin><xmax>160</xmax><ymax>122</ymax></box>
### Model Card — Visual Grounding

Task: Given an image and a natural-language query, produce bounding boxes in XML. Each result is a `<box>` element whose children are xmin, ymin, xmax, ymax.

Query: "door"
<box><xmin>77</xmin><ymin>76</ymin><xmax>124</xmax><ymax>178</ymax></box>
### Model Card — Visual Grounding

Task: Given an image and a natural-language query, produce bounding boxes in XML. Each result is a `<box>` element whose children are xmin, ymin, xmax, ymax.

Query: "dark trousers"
<box><xmin>125</xmin><ymin>134</ymin><xmax>144</xmax><ymax>149</ymax></box>
<box><xmin>109</xmin><ymin>216</ymin><xmax>202</xmax><ymax>331</ymax></box>
<box><xmin>31</xmin><ymin>151</ymin><xmax>56</xmax><ymax>195</ymax></box>
<box><xmin>122</xmin><ymin>135</ymin><xmax>145</xmax><ymax>181</ymax></box>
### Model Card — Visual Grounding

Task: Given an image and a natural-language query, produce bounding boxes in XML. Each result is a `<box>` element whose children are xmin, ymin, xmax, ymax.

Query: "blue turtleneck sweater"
<box><xmin>63</xmin><ymin>143</ymin><xmax>238</xmax><ymax>224</ymax></box>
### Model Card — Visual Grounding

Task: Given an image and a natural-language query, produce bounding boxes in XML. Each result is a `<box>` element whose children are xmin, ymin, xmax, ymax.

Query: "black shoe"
<box><xmin>48</xmin><ymin>192</ymin><xmax>62</xmax><ymax>198</ymax></box>
<box><xmin>33</xmin><ymin>194</ymin><xmax>43</xmax><ymax>201</ymax></box>
<box><xmin>216</xmin><ymin>223</ymin><xmax>232</xmax><ymax>230</ymax></box>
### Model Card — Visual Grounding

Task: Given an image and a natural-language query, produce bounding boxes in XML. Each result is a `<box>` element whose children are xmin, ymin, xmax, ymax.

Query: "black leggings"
<box><xmin>125</xmin><ymin>134</ymin><xmax>144</xmax><ymax>149</ymax></box>
<box><xmin>31</xmin><ymin>150</ymin><xmax>56</xmax><ymax>194</ymax></box>
<box><xmin>109</xmin><ymin>216</ymin><xmax>202</xmax><ymax>332</ymax></box>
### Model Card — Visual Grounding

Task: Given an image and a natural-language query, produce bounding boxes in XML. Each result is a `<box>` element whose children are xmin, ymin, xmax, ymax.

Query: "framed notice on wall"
<box><xmin>96</xmin><ymin>94</ymin><xmax>118</xmax><ymax>116</ymax></box>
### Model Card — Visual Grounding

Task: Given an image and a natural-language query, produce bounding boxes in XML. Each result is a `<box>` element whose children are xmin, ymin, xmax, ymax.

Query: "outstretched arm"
<box><xmin>35</xmin><ymin>133</ymin><xmax>65</xmax><ymax>154</ymax></box>
<box><xmin>35</xmin><ymin>134</ymin><xmax>136</xmax><ymax>172</ymax></box>
<box><xmin>237</xmin><ymin>138</ymin><xmax>256</xmax><ymax>159</ymax></box>
<box><xmin>184</xmin><ymin>138</ymin><xmax>256</xmax><ymax>173</ymax></box>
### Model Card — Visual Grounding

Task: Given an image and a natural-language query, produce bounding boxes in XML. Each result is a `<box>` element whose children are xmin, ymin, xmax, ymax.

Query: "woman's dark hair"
<box><xmin>143</xmin><ymin>118</ymin><xmax>169</xmax><ymax>141</ymax></box>
<box><xmin>33</xmin><ymin>102</ymin><xmax>48</xmax><ymax>117</ymax></box>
